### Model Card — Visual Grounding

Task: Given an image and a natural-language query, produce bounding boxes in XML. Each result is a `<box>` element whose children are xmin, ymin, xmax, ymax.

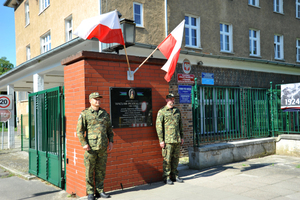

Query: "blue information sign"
<box><xmin>202</xmin><ymin>72</ymin><xmax>214</xmax><ymax>85</ymax></box>
<box><xmin>178</xmin><ymin>85</ymin><xmax>192</xmax><ymax>104</ymax></box>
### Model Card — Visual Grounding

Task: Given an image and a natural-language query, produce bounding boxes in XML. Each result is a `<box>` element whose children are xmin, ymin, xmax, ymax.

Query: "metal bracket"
<box><xmin>127</xmin><ymin>71</ymin><xmax>134</xmax><ymax>81</ymax></box>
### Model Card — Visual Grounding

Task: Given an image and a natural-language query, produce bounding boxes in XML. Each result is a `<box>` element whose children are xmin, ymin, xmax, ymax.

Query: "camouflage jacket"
<box><xmin>156</xmin><ymin>106</ymin><xmax>183</xmax><ymax>144</ymax></box>
<box><xmin>77</xmin><ymin>106</ymin><xmax>114</xmax><ymax>150</ymax></box>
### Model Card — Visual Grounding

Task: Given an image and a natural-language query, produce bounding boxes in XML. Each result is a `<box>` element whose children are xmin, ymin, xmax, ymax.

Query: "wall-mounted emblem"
<box><xmin>182</xmin><ymin>59</ymin><xmax>191</xmax><ymax>74</ymax></box>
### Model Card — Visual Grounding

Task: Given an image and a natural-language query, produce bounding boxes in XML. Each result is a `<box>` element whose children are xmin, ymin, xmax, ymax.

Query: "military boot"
<box><xmin>164</xmin><ymin>177</ymin><xmax>173</xmax><ymax>185</ymax></box>
<box><xmin>87</xmin><ymin>194</ymin><xmax>94</xmax><ymax>200</ymax></box>
<box><xmin>95</xmin><ymin>191</ymin><xmax>111</xmax><ymax>198</ymax></box>
<box><xmin>175</xmin><ymin>176</ymin><xmax>184</xmax><ymax>183</ymax></box>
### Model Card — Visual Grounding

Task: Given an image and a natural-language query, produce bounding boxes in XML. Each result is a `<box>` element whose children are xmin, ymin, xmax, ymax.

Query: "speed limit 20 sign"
<box><xmin>0</xmin><ymin>95</ymin><xmax>12</xmax><ymax>110</ymax></box>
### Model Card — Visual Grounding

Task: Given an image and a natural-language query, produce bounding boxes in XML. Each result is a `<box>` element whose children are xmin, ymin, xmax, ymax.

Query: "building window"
<box><xmin>185</xmin><ymin>15</ymin><xmax>200</xmax><ymax>48</ymax></box>
<box><xmin>25</xmin><ymin>0</ymin><xmax>30</xmax><ymax>26</ymax></box>
<box><xmin>41</xmin><ymin>32</ymin><xmax>51</xmax><ymax>53</ymax></box>
<box><xmin>297</xmin><ymin>0</ymin><xmax>300</xmax><ymax>18</ymax></box>
<box><xmin>248</xmin><ymin>0</ymin><xmax>259</xmax><ymax>7</ymax></box>
<box><xmin>297</xmin><ymin>39</ymin><xmax>300</xmax><ymax>62</ymax></box>
<box><xmin>274</xmin><ymin>34</ymin><xmax>284</xmax><ymax>60</ymax></box>
<box><xmin>249</xmin><ymin>29</ymin><xmax>260</xmax><ymax>56</ymax></box>
<box><xmin>133</xmin><ymin>2</ymin><xmax>143</xmax><ymax>27</ymax></box>
<box><xmin>65</xmin><ymin>16</ymin><xmax>73</xmax><ymax>42</ymax></box>
<box><xmin>26</xmin><ymin>45</ymin><xmax>31</xmax><ymax>61</ymax></box>
<box><xmin>274</xmin><ymin>0</ymin><xmax>283</xmax><ymax>13</ymax></box>
<box><xmin>39</xmin><ymin>0</ymin><xmax>50</xmax><ymax>13</ymax></box>
<box><xmin>220</xmin><ymin>23</ymin><xmax>232</xmax><ymax>52</ymax></box>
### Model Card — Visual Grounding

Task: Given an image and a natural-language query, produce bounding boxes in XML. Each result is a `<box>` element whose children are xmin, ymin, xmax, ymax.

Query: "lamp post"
<box><xmin>102</xmin><ymin>18</ymin><xmax>136</xmax><ymax>54</ymax></box>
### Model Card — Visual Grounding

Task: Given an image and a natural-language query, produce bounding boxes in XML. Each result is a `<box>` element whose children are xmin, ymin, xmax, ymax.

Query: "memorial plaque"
<box><xmin>110</xmin><ymin>87</ymin><xmax>152</xmax><ymax>128</ymax></box>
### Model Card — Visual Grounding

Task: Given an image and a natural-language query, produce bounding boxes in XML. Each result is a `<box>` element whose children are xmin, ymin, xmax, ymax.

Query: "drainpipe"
<box><xmin>99</xmin><ymin>0</ymin><xmax>102</xmax><ymax>52</ymax></box>
<box><xmin>164</xmin><ymin>0</ymin><xmax>168</xmax><ymax>37</ymax></box>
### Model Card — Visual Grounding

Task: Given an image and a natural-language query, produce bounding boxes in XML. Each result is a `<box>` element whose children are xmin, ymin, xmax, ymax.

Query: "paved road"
<box><xmin>1</xmin><ymin>134</ymin><xmax>300</xmax><ymax>200</ymax></box>
<box><xmin>108</xmin><ymin>155</ymin><xmax>300</xmax><ymax>200</ymax></box>
<box><xmin>0</xmin><ymin>167</ymin><xmax>70</xmax><ymax>200</ymax></box>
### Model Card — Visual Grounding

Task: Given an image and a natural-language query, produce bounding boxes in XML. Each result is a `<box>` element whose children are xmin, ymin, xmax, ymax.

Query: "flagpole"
<box><xmin>133</xmin><ymin>46</ymin><xmax>158</xmax><ymax>74</ymax></box>
<box><xmin>123</xmin><ymin>45</ymin><xmax>131</xmax><ymax>74</ymax></box>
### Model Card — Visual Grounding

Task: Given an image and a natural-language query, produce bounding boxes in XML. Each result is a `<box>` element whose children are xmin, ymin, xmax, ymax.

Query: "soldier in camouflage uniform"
<box><xmin>77</xmin><ymin>92</ymin><xmax>114</xmax><ymax>200</ymax></box>
<box><xmin>156</xmin><ymin>93</ymin><xmax>184</xmax><ymax>185</ymax></box>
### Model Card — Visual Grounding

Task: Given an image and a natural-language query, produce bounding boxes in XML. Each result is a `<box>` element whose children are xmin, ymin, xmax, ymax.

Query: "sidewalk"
<box><xmin>1</xmin><ymin>134</ymin><xmax>300</xmax><ymax>200</ymax></box>
<box><xmin>0</xmin><ymin>133</ymin><xmax>72</xmax><ymax>200</ymax></box>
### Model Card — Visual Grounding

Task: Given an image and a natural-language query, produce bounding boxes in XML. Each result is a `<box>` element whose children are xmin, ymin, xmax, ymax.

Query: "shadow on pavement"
<box><xmin>18</xmin><ymin>190</ymin><xmax>62</xmax><ymax>200</ymax></box>
<box><xmin>178</xmin><ymin>161</ymin><xmax>275</xmax><ymax>182</ymax></box>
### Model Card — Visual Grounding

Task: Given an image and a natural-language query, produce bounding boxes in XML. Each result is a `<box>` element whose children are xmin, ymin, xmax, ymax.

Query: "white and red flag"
<box><xmin>74</xmin><ymin>10</ymin><xmax>125</xmax><ymax>45</ymax></box>
<box><xmin>158</xmin><ymin>20</ymin><xmax>185</xmax><ymax>82</ymax></box>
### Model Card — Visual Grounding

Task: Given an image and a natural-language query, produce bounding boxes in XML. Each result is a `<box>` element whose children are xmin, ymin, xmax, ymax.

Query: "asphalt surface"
<box><xmin>1</xmin><ymin>132</ymin><xmax>300</xmax><ymax>200</ymax></box>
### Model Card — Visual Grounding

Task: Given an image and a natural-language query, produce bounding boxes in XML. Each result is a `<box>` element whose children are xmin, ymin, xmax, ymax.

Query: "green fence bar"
<box><xmin>192</xmin><ymin>85</ymin><xmax>270</xmax><ymax>146</ymax></box>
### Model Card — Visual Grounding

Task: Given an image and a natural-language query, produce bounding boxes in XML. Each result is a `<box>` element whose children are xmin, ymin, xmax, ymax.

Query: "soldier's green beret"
<box><xmin>166</xmin><ymin>93</ymin><xmax>175</xmax><ymax>99</ymax></box>
<box><xmin>89</xmin><ymin>92</ymin><xmax>103</xmax><ymax>99</ymax></box>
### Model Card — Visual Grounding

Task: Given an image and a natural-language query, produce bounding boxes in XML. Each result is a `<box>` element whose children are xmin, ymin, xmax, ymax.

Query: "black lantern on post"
<box><xmin>102</xmin><ymin>18</ymin><xmax>136</xmax><ymax>53</ymax></box>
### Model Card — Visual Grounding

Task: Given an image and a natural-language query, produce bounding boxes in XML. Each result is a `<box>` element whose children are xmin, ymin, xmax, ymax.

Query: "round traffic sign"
<box><xmin>0</xmin><ymin>110</ymin><xmax>11</xmax><ymax>122</ymax></box>
<box><xmin>0</xmin><ymin>96</ymin><xmax>11</xmax><ymax>109</ymax></box>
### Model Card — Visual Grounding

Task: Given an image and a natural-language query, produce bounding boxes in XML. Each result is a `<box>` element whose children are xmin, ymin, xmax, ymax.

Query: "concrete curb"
<box><xmin>0</xmin><ymin>163</ymin><xmax>36</xmax><ymax>180</ymax></box>
<box><xmin>178</xmin><ymin>164</ymin><xmax>189</xmax><ymax>171</ymax></box>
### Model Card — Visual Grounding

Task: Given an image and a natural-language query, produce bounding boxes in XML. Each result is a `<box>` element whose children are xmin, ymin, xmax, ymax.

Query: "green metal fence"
<box><xmin>269</xmin><ymin>82</ymin><xmax>300</xmax><ymax>135</ymax></box>
<box><xmin>21</xmin><ymin>114</ymin><xmax>29</xmax><ymax>151</ymax></box>
<box><xmin>192</xmin><ymin>78</ymin><xmax>270</xmax><ymax>146</ymax></box>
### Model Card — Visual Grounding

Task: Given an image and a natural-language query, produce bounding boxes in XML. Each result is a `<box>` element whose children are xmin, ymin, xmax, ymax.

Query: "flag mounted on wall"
<box><xmin>74</xmin><ymin>10</ymin><xmax>125</xmax><ymax>45</ymax></box>
<box><xmin>74</xmin><ymin>10</ymin><xmax>134</xmax><ymax>76</ymax></box>
<box><xmin>158</xmin><ymin>20</ymin><xmax>185</xmax><ymax>82</ymax></box>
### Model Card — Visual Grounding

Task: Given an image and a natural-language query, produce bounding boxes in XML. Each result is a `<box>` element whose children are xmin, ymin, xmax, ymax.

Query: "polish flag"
<box><xmin>158</xmin><ymin>20</ymin><xmax>185</xmax><ymax>82</ymax></box>
<box><xmin>74</xmin><ymin>10</ymin><xmax>125</xmax><ymax>45</ymax></box>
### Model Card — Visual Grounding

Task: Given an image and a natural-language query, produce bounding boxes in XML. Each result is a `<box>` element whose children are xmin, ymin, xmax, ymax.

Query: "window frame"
<box><xmin>184</xmin><ymin>15</ymin><xmax>201</xmax><ymax>49</ymax></box>
<box><xmin>249</xmin><ymin>29</ymin><xmax>260</xmax><ymax>57</ymax></box>
<box><xmin>248</xmin><ymin>0</ymin><xmax>259</xmax><ymax>7</ymax></box>
<box><xmin>296</xmin><ymin>0</ymin><xmax>300</xmax><ymax>18</ymax></box>
<box><xmin>25</xmin><ymin>0</ymin><xmax>30</xmax><ymax>26</ymax></box>
<box><xmin>39</xmin><ymin>0</ymin><xmax>50</xmax><ymax>13</ymax></box>
<box><xmin>297</xmin><ymin>39</ymin><xmax>300</xmax><ymax>62</ymax></box>
<box><xmin>40</xmin><ymin>32</ymin><xmax>51</xmax><ymax>54</ymax></box>
<box><xmin>26</xmin><ymin>45</ymin><xmax>31</xmax><ymax>61</ymax></box>
<box><xmin>133</xmin><ymin>2</ymin><xmax>143</xmax><ymax>27</ymax></box>
<box><xmin>273</xmin><ymin>0</ymin><xmax>283</xmax><ymax>14</ymax></box>
<box><xmin>274</xmin><ymin>34</ymin><xmax>284</xmax><ymax>60</ymax></box>
<box><xmin>220</xmin><ymin>23</ymin><xmax>233</xmax><ymax>53</ymax></box>
<box><xmin>65</xmin><ymin>16</ymin><xmax>73</xmax><ymax>42</ymax></box>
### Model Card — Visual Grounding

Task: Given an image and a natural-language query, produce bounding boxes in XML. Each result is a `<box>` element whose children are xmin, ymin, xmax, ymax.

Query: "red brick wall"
<box><xmin>62</xmin><ymin>51</ymin><xmax>168</xmax><ymax>197</ymax></box>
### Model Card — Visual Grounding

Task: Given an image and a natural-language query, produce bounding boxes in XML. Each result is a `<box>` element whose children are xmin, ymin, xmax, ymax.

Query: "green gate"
<box><xmin>28</xmin><ymin>86</ymin><xmax>65</xmax><ymax>188</ymax></box>
<box><xmin>192</xmin><ymin>78</ymin><xmax>270</xmax><ymax>146</ymax></box>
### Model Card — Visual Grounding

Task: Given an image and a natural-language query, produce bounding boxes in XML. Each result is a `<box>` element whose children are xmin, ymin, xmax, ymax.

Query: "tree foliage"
<box><xmin>0</xmin><ymin>57</ymin><xmax>14</xmax><ymax>75</ymax></box>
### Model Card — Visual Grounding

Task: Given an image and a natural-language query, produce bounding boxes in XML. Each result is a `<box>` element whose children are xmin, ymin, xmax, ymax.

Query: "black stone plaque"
<box><xmin>110</xmin><ymin>87</ymin><xmax>152</xmax><ymax>128</ymax></box>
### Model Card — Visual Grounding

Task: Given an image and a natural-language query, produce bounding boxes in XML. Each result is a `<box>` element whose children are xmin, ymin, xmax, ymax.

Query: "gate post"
<box><xmin>270</xmin><ymin>81</ymin><xmax>274</xmax><ymax>137</ymax></box>
<box><xmin>192</xmin><ymin>78</ymin><xmax>199</xmax><ymax>146</ymax></box>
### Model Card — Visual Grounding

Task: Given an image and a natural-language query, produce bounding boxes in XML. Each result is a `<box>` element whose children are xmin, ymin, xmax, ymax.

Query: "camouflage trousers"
<box><xmin>84</xmin><ymin>148</ymin><xmax>108</xmax><ymax>194</ymax></box>
<box><xmin>162</xmin><ymin>143</ymin><xmax>180</xmax><ymax>180</ymax></box>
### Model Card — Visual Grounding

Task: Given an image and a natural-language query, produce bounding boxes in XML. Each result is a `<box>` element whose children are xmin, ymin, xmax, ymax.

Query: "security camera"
<box><xmin>197</xmin><ymin>61</ymin><xmax>203</xmax><ymax>66</ymax></box>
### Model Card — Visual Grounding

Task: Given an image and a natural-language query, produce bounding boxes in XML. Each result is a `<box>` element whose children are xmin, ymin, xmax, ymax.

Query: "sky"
<box><xmin>0</xmin><ymin>0</ymin><xmax>16</xmax><ymax>67</ymax></box>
